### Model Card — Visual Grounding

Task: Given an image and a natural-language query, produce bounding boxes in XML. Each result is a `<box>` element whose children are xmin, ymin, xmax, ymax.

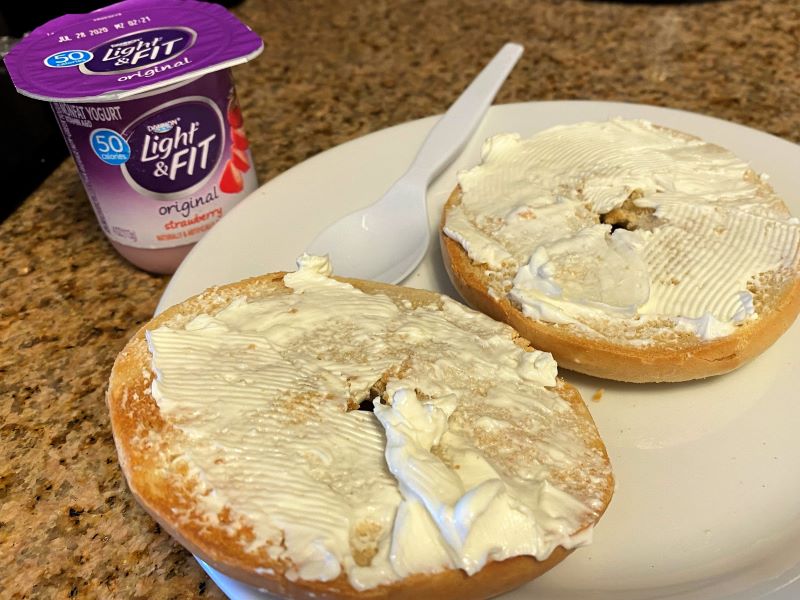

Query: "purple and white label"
<box><xmin>5</xmin><ymin>1</ymin><xmax>262</xmax><ymax>260</ymax></box>
<box><xmin>121</xmin><ymin>96</ymin><xmax>224</xmax><ymax>198</ymax></box>
<box><xmin>47</xmin><ymin>69</ymin><xmax>257</xmax><ymax>250</ymax></box>
<box><xmin>79</xmin><ymin>27</ymin><xmax>196</xmax><ymax>75</ymax></box>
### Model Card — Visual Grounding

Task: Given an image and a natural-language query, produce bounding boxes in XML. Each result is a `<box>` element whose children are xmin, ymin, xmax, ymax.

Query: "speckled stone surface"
<box><xmin>2</xmin><ymin>0</ymin><xmax>799</xmax><ymax>597</ymax></box>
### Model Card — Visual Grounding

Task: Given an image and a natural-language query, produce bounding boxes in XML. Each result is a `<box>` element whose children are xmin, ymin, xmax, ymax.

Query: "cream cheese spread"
<box><xmin>146</xmin><ymin>255</ymin><xmax>609</xmax><ymax>590</ymax></box>
<box><xmin>443</xmin><ymin>119</ymin><xmax>800</xmax><ymax>341</ymax></box>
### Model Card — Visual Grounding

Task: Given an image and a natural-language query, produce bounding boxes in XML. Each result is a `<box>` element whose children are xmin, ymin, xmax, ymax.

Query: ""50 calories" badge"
<box><xmin>90</xmin><ymin>128</ymin><xmax>131</xmax><ymax>165</ymax></box>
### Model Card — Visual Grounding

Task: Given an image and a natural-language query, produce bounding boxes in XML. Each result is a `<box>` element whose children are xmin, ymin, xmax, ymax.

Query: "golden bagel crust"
<box><xmin>440</xmin><ymin>183</ymin><xmax>800</xmax><ymax>383</ymax></box>
<box><xmin>107</xmin><ymin>273</ymin><xmax>614</xmax><ymax>600</ymax></box>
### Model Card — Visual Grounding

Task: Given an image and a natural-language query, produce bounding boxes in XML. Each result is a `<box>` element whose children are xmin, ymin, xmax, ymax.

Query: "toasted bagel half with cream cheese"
<box><xmin>107</xmin><ymin>256</ymin><xmax>613</xmax><ymax>600</ymax></box>
<box><xmin>440</xmin><ymin>119</ymin><xmax>800</xmax><ymax>383</ymax></box>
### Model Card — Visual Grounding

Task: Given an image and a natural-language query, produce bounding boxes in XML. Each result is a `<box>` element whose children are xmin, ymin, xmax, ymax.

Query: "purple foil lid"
<box><xmin>4</xmin><ymin>0</ymin><xmax>263</xmax><ymax>102</ymax></box>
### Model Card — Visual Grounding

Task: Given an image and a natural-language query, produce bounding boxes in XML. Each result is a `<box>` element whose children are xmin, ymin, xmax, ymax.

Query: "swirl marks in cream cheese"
<box><xmin>146</xmin><ymin>257</ymin><xmax>609</xmax><ymax>590</ymax></box>
<box><xmin>444</xmin><ymin>119</ymin><xmax>800</xmax><ymax>341</ymax></box>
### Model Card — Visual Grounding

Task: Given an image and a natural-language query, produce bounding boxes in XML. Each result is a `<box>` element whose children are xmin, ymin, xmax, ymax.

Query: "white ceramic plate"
<box><xmin>158</xmin><ymin>101</ymin><xmax>800</xmax><ymax>600</ymax></box>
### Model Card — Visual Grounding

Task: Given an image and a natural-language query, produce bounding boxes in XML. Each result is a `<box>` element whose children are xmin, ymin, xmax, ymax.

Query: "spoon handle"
<box><xmin>407</xmin><ymin>42</ymin><xmax>524</xmax><ymax>183</ymax></box>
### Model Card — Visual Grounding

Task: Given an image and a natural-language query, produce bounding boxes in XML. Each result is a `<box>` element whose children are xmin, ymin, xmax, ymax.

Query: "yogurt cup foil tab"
<box><xmin>3</xmin><ymin>0</ymin><xmax>264</xmax><ymax>102</ymax></box>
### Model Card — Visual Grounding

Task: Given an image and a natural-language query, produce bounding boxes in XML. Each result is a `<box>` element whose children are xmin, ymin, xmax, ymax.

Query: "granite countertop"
<box><xmin>2</xmin><ymin>0</ymin><xmax>799</xmax><ymax>597</ymax></box>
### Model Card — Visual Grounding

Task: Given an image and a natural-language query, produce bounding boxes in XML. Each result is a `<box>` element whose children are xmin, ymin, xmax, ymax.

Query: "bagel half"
<box><xmin>107</xmin><ymin>262</ymin><xmax>614</xmax><ymax>599</ymax></box>
<box><xmin>440</xmin><ymin>120</ymin><xmax>800</xmax><ymax>383</ymax></box>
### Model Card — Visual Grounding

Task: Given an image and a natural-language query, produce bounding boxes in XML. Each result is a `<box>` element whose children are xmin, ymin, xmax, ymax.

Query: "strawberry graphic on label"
<box><xmin>219</xmin><ymin>159</ymin><xmax>243</xmax><ymax>194</ymax></box>
<box><xmin>222</xmin><ymin>92</ymin><xmax>252</xmax><ymax>193</ymax></box>
<box><xmin>227</xmin><ymin>103</ymin><xmax>243</xmax><ymax>129</ymax></box>
<box><xmin>231</xmin><ymin>126</ymin><xmax>249</xmax><ymax>150</ymax></box>
<box><xmin>231</xmin><ymin>147</ymin><xmax>250</xmax><ymax>172</ymax></box>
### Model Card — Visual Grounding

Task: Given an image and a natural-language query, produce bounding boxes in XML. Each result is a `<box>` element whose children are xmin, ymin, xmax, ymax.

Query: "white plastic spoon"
<box><xmin>306</xmin><ymin>42</ymin><xmax>524</xmax><ymax>283</ymax></box>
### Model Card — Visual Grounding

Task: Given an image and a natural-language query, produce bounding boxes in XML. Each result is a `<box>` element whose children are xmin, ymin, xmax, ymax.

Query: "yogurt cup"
<box><xmin>4</xmin><ymin>0</ymin><xmax>264</xmax><ymax>273</ymax></box>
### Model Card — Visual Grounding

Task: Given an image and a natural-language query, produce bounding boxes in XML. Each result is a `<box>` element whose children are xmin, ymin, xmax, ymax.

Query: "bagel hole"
<box><xmin>351</xmin><ymin>362</ymin><xmax>414</xmax><ymax>412</ymax></box>
<box><xmin>601</xmin><ymin>216</ymin><xmax>633</xmax><ymax>234</ymax></box>
<box><xmin>355</xmin><ymin>381</ymin><xmax>387</xmax><ymax>412</ymax></box>
<box><xmin>357</xmin><ymin>396</ymin><xmax>381</xmax><ymax>412</ymax></box>
<box><xmin>599</xmin><ymin>195</ymin><xmax>661</xmax><ymax>232</ymax></box>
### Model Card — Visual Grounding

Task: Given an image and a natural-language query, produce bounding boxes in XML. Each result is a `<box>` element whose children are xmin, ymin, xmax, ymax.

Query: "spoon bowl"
<box><xmin>307</xmin><ymin>175</ymin><xmax>431</xmax><ymax>283</ymax></box>
<box><xmin>306</xmin><ymin>42</ymin><xmax>524</xmax><ymax>283</ymax></box>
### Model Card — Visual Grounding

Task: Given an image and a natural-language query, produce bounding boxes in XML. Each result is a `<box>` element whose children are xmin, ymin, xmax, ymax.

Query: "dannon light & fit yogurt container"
<box><xmin>4</xmin><ymin>0</ymin><xmax>264</xmax><ymax>273</ymax></box>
